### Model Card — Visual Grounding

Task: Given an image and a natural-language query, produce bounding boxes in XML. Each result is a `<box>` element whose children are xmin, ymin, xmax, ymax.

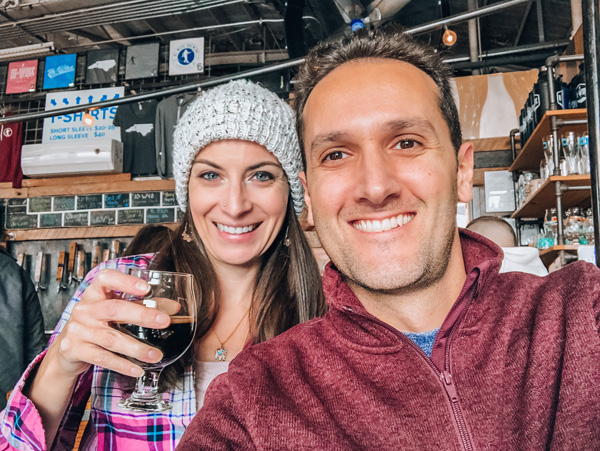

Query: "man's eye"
<box><xmin>395</xmin><ymin>139</ymin><xmax>420</xmax><ymax>150</ymax></box>
<box><xmin>253</xmin><ymin>171</ymin><xmax>274</xmax><ymax>182</ymax></box>
<box><xmin>324</xmin><ymin>150</ymin><xmax>347</xmax><ymax>161</ymax></box>
<box><xmin>200</xmin><ymin>171</ymin><xmax>219</xmax><ymax>180</ymax></box>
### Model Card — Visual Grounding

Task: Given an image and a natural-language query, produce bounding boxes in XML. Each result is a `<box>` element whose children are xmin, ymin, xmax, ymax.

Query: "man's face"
<box><xmin>299</xmin><ymin>59</ymin><xmax>473</xmax><ymax>293</ymax></box>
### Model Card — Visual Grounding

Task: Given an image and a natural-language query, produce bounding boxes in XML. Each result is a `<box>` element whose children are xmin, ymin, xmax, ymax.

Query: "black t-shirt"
<box><xmin>113</xmin><ymin>100</ymin><xmax>158</xmax><ymax>176</ymax></box>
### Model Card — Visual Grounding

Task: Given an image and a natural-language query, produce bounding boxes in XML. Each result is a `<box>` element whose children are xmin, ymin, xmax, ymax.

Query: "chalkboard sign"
<box><xmin>29</xmin><ymin>197</ymin><xmax>52</xmax><ymax>213</ymax></box>
<box><xmin>8</xmin><ymin>205</ymin><xmax>27</xmax><ymax>214</ymax></box>
<box><xmin>132</xmin><ymin>192</ymin><xmax>160</xmax><ymax>207</ymax></box>
<box><xmin>118</xmin><ymin>209</ymin><xmax>144</xmax><ymax>224</ymax></box>
<box><xmin>64</xmin><ymin>212</ymin><xmax>89</xmax><ymax>227</ymax></box>
<box><xmin>6</xmin><ymin>213</ymin><xmax>38</xmax><ymax>229</ymax></box>
<box><xmin>104</xmin><ymin>193</ymin><xmax>130</xmax><ymax>208</ymax></box>
<box><xmin>146</xmin><ymin>208</ymin><xmax>175</xmax><ymax>224</ymax></box>
<box><xmin>40</xmin><ymin>213</ymin><xmax>62</xmax><ymax>228</ymax></box>
<box><xmin>53</xmin><ymin>196</ymin><xmax>76</xmax><ymax>211</ymax></box>
<box><xmin>77</xmin><ymin>194</ymin><xmax>103</xmax><ymax>210</ymax></box>
<box><xmin>8</xmin><ymin>198</ymin><xmax>26</xmax><ymax>206</ymax></box>
<box><xmin>90</xmin><ymin>210</ymin><xmax>116</xmax><ymax>226</ymax></box>
<box><xmin>162</xmin><ymin>191</ymin><xmax>176</xmax><ymax>206</ymax></box>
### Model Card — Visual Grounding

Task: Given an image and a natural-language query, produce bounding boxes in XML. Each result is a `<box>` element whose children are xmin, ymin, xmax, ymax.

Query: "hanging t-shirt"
<box><xmin>155</xmin><ymin>93</ymin><xmax>196</xmax><ymax>178</ymax></box>
<box><xmin>113</xmin><ymin>100</ymin><xmax>158</xmax><ymax>176</ymax></box>
<box><xmin>0</xmin><ymin>118</ymin><xmax>24</xmax><ymax>188</ymax></box>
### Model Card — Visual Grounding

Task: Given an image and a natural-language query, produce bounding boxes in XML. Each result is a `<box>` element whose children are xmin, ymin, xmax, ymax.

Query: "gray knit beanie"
<box><xmin>173</xmin><ymin>79</ymin><xmax>304</xmax><ymax>216</ymax></box>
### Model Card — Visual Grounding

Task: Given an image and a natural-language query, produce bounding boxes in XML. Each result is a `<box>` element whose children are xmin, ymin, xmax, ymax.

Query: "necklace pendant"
<box><xmin>215</xmin><ymin>345</ymin><xmax>227</xmax><ymax>361</ymax></box>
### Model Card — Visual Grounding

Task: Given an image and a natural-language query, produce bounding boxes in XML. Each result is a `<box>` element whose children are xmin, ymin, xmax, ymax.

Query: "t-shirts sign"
<box><xmin>6</xmin><ymin>60</ymin><xmax>38</xmax><ymax>94</ymax></box>
<box><xmin>42</xmin><ymin>87</ymin><xmax>124</xmax><ymax>144</ymax></box>
<box><xmin>169</xmin><ymin>37</ymin><xmax>204</xmax><ymax>76</ymax></box>
<box><xmin>43</xmin><ymin>54</ymin><xmax>77</xmax><ymax>89</ymax></box>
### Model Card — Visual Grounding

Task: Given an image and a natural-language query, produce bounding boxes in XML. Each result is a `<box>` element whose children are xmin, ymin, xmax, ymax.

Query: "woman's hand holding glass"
<box><xmin>48</xmin><ymin>269</ymin><xmax>173</xmax><ymax>380</ymax></box>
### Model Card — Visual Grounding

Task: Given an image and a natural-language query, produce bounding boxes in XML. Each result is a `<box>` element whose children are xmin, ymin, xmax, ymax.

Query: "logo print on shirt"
<box><xmin>125</xmin><ymin>123</ymin><xmax>153</xmax><ymax>136</ymax></box>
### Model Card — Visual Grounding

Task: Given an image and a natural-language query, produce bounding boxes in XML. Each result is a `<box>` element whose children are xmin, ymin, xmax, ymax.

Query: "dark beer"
<box><xmin>114</xmin><ymin>315</ymin><xmax>195</xmax><ymax>369</ymax></box>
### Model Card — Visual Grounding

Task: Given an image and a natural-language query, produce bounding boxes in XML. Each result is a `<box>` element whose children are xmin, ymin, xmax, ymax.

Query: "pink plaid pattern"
<box><xmin>0</xmin><ymin>254</ymin><xmax>197</xmax><ymax>451</ymax></box>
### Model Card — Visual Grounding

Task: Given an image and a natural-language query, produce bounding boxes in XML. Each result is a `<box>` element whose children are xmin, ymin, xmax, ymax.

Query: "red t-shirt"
<box><xmin>0</xmin><ymin>119</ymin><xmax>24</xmax><ymax>188</ymax></box>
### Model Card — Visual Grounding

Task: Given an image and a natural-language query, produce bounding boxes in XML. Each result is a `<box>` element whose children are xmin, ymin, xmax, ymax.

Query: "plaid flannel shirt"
<box><xmin>0</xmin><ymin>254</ymin><xmax>197</xmax><ymax>451</ymax></box>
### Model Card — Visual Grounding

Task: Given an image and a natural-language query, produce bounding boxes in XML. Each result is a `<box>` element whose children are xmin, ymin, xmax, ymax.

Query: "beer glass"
<box><xmin>113</xmin><ymin>270</ymin><xmax>196</xmax><ymax>412</ymax></box>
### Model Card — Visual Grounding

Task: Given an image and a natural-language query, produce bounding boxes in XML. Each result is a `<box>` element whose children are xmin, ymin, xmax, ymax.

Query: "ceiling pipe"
<box><xmin>60</xmin><ymin>17</ymin><xmax>321</xmax><ymax>50</ymax></box>
<box><xmin>406</xmin><ymin>0</ymin><xmax>531</xmax><ymax>35</ymax></box>
<box><xmin>2</xmin><ymin>0</ymin><xmax>236</xmax><ymax>37</ymax></box>
<box><xmin>468</xmin><ymin>0</ymin><xmax>480</xmax><ymax>75</ymax></box>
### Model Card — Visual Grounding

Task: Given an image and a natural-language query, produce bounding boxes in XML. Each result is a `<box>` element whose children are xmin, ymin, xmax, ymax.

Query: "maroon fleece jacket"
<box><xmin>178</xmin><ymin>230</ymin><xmax>600</xmax><ymax>450</ymax></box>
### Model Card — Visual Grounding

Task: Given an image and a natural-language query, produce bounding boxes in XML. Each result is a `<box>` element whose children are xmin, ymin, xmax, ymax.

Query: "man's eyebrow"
<box><xmin>309</xmin><ymin>132</ymin><xmax>351</xmax><ymax>153</ymax></box>
<box><xmin>384</xmin><ymin>119</ymin><xmax>438</xmax><ymax>135</ymax></box>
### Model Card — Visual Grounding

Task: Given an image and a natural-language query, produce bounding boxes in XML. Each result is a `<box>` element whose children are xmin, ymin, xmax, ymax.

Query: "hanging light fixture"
<box><xmin>82</xmin><ymin>111</ymin><xmax>95</xmax><ymax>126</ymax></box>
<box><xmin>442</xmin><ymin>27</ymin><xmax>457</xmax><ymax>47</ymax></box>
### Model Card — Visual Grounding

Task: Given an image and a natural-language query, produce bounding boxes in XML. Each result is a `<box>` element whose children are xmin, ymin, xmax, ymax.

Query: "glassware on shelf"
<box><xmin>561</xmin><ymin>132</ymin><xmax>579</xmax><ymax>175</ymax></box>
<box><xmin>542</xmin><ymin>134</ymin><xmax>555</xmax><ymax>176</ymax></box>
<box><xmin>577</xmin><ymin>133</ymin><xmax>590</xmax><ymax>175</ymax></box>
<box><xmin>538</xmin><ymin>208</ymin><xmax>558</xmax><ymax>249</ymax></box>
<box><xmin>583</xmin><ymin>207</ymin><xmax>595</xmax><ymax>245</ymax></box>
<box><xmin>563</xmin><ymin>208</ymin><xmax>584</xmax><ymax>244</ymax></box>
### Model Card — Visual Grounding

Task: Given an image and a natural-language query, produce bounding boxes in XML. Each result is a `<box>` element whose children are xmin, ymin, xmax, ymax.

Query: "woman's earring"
<box><xmin>283</xmin><ymin>226</ymin><xmax>290</xmax><ymax>247</ymax></box>
<box><xmin>182</xmin><ymin>224</ymin><xmax>193</xmax><ymax>243</ymax></box>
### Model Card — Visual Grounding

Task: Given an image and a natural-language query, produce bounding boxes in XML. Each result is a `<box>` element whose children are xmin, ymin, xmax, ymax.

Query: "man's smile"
<box><xmin>351</xmin><ymin>213</ymin><xmax>415</xmax><ymax>233</ymax></box>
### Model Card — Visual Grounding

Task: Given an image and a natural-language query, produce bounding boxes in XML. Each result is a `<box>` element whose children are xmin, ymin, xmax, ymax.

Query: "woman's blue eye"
<box><xmin>253</xmin><ymin>171</ymin><xmax>274</xmax><ymax>182</ymax></box>
<box><xmin>201</xmin><ymin>171</ymin><xmax>219</xmax><ymax>180</ymax></box>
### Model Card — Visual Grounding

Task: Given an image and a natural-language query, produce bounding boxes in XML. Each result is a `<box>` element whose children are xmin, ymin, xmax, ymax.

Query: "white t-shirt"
<box><xmin>194</xmin><ymin>360</ymin><xmax>229</xmax><ymax>410</ymax></box>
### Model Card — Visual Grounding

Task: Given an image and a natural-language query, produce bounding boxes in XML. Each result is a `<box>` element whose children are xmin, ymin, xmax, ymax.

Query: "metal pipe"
<box><xmin>535</xmin><ymin>0</ymin><xmax>545</xmax><ymax>43</ymax></box>
<box><xmin>0</xmin><ymin>58</ymin><xmax>305</xmax><ymax>125</ymax></box>
<box><xmin>510</xmin><ymin>128</ymin><xmax>519</xmax><ymax>161</ymax></box>
<box><xmin>468</xmin><ymin>0</ymin><xmax>480</xmax><ymax>75</ymax></box>
<box><xmin>63</xmin><ymin>17</ymin><xmax>321</xmax><ymax>50</ymax></box>
<box><xmin>582</xmin><ymin>0</ymin><xmax>600</xmax><ymax>265</ymax></box>
<box><xmin>556</xmin><ymin>119</ymin><xmax>589</xmax><ymax>126</ymax></box>
<box><xmin>444</xmin><ymin>39</ymin><xmax>570</xmax><ymax>63</ymax></box>
<box><xmin>20</xmin><ymin>1</ymin><xmax>231</xmax><ymax>35</ymax></box>
<box><xmin>406</xmin><ymin>0</ymin><xmax>531</xmax><ymax>35</ymax></box>
<box><xmin>450</xmin><ymin>52</ymin><xmax>561</xmax><ymax>71</ymax></box>
<box><xmin>555</xmin><ymin>179</ymin><xmax>565</xmax><ymax>245</ymax></box>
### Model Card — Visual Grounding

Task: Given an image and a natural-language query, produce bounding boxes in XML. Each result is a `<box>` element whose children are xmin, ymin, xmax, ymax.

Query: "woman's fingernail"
<box><xmin>135</xmin><ymin>281</ymin><xmax>149</xmax><ymax>292</ymax></box>
<box><xmin>131</xmin><ymin>366</ymin><xmax>144</xmax><ymax>377</ymax></box>
<box><xmin>148</xmin><ymin>349</ymin><xmax>162</xmax><ymax>361</ymax></box>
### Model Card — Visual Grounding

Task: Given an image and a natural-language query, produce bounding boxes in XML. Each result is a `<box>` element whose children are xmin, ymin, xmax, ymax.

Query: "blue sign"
<box><xmin>43</xmin><ymin>54</ymin><xmax>77</xmax><ymax>90</ymax></box>
<box><xmin>177</xmin><ymin>49</ymin><xmax>194</xmax><ymax>66</ymax></box>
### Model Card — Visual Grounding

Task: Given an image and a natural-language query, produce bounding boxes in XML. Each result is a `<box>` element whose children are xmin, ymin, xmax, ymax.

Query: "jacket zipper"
<box><xmin>340</xmin><ymin>274</ymin><xmax>479</xmax><ymax>451</ymax></box>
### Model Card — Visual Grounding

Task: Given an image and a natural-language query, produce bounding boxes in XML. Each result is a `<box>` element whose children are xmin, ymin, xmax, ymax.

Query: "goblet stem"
<box><xmin>118</xmin><ymin>369</ymin><xmax>172</xmax><ymax>412</ymax></box>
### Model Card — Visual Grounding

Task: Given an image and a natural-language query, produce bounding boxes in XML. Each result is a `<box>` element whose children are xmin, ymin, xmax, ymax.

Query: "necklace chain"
<box><xmin>214</xmin><ymin>308</ymin><xmax>250</xmax><ymax>361</ymax></box>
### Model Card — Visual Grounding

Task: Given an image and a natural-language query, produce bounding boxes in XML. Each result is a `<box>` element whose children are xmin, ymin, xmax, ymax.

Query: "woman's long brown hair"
<box><xmin>153</xmin><ymin>197</ymin><xmax>326</xmax><ymax>390</ymax></box>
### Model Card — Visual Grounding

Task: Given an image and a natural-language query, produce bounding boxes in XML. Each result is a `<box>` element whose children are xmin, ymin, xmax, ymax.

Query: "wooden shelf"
<box><xmin>0</xmin><ymin>177</ymin><xmax>174</xmax><ymax>199</ymax></box>
<box><xmin>509</xmin><ymin>109</ymin><xmax>588</xmax><ymax>172</ymax></box>
<box><xmin>539</xmin><ymin>245</ymin><xmax>579</xmax><ymax>267</ymax></box>
<box><xmin>6</xmin><ymin>224</ymin><xmax>179</xmax><ymax>242</ymax></box>
<box><xmin>470</xmin><ymin>136</ymin><xmax>513</xmax><ymax>152</ymax></box>
<box><xmin>511</xmin><ymin>175</ymin><xmax>591</xmax><ymax>219</ymax></box>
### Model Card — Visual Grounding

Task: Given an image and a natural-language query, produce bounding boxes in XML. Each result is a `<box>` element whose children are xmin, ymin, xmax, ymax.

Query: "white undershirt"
<box><xmin>194</xmin><ymin>360</ymin><xmax>229</xmax><ymax>410</ymax></box>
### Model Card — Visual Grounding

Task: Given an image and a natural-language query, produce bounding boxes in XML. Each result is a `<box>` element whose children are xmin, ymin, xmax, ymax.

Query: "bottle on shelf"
<box><xmin>568</xmin><ymin>63</ymin><xmax>586</xmax><ymax>109</ymax></box>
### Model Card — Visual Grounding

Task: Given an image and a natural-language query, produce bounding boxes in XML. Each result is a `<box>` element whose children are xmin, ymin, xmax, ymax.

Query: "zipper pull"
<box><xmin>441</xmin><ymin>371</ymin><xmax>460</xmax><ymax>403</ymax></box>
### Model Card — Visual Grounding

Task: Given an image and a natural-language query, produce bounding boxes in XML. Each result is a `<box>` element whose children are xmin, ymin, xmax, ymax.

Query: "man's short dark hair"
<box><xmin>293</xmin><ymin>24</ymin><xmax>462</xmax><ymax>170</ymax></box>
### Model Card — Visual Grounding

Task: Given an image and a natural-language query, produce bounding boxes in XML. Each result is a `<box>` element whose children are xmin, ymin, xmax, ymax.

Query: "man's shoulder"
<box><xmin>496</xmin><ymin>259</ymin><xmax>600</xmax><ymax>288</ymax></box>
<box><xmin>229</xmin><ymin>315</ymin><xmax>330</xmax><ymax>373</ymax></box>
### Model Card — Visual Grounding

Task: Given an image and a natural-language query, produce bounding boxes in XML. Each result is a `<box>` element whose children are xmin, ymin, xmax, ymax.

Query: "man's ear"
<box><xmin>299</xmin><ymin>171</ymin><xmax>314</xmax><ymax>227</ymax></box>
<box><xmin>456</xmin><ymin>142</ymin><xmax>474</xmax><ymax>203</ymax></box>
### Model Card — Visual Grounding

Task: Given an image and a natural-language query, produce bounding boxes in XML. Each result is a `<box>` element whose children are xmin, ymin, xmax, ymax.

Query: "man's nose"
<box><xmin>354</xmin><ymin>149</ymin><xmax>402</xmax><ymax>206</ymax></box>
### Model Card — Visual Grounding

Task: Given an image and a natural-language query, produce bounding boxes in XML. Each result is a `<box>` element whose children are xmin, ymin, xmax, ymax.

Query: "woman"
<box><xmin>0</xmin><ymin>80</ymin><xmax>326</xmax><ymax>450</ymax></box>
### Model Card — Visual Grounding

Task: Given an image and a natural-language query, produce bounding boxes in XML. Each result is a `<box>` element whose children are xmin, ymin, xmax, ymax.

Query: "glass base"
<box><xmin>118</xmin><ymin>395</ymin><xmax>172</xmax><ymax>412</ymax></box>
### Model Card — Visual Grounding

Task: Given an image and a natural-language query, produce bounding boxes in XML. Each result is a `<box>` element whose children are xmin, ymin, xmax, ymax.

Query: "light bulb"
<box><xmin>443</xmin><ymin>29</ymin><xmax>457</xmax><ymax>47</ymax></box>
<box><xmin>82</xmin><ymin>112</ymin><xmax>95</xmax><ymax>126</ymax></box>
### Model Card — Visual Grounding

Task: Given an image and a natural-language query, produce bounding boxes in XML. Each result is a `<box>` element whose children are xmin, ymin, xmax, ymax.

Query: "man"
<box><xmin>178</xmin><ymin>26</ymin><xmax>600</xmax><ymax>450</ymax></box>
<box><xmin>466</xmin><ymin>215</ymin><xmax>548</xmax><ymax>276</ymax></box>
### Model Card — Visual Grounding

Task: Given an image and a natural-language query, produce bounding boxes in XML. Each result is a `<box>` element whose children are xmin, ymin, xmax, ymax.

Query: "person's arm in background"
<box><xmin>21</xmin><ymin>270</ymin><xmax>45</xmax><ymax>365</ymax></box>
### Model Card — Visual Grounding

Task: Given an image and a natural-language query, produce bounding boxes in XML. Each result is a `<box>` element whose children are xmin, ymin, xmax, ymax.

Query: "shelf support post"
<box><xmin>554</xmin><ymin>179</ymin><xmax>566</xmax><ymax>245</ymax></box>
<box><xmin>582</xmin><ymin>0</ymin><xmax>600</xmax><ymax>266</ymax></box>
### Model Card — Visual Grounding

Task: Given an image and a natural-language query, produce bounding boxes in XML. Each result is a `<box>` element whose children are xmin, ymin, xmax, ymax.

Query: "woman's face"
<box><xmin>188</xmin><ymin>139</ymin><xmax>290</xmax><ymax>269</ymax></box>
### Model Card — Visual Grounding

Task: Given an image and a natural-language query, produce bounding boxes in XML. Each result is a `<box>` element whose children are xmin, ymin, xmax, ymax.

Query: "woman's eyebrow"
<box><xmin>247</xmin><ymin>162</ymin><xmax>282</xmax><ymax>171</ymax></box>
<box><xmin>192</xmin><ymin>159</ymin><xmax>223</xmax><ymax>169</ymax></box>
